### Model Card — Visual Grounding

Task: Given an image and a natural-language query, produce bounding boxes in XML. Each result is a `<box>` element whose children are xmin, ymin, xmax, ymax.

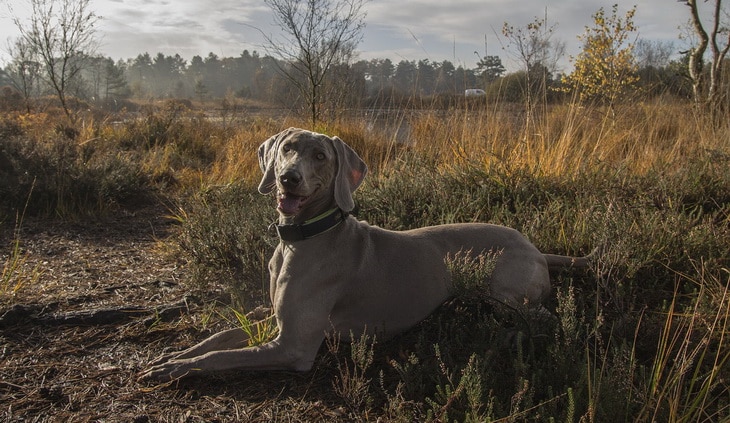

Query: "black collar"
<box><xmin>275</xmin><ymin>208</ymin><xmax>348</xmax><ymax>242</ymax></box>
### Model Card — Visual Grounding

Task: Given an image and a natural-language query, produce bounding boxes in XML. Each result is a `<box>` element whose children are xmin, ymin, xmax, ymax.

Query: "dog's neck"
<box><xmin>278</xmin><ymin>188</ymin><xmax>338</xmax><ymax>225</ymax></box>
<box><xmin>275</xmin><ymin>208</ymin><xmax>348</xmax><ymax>242</ymax></box>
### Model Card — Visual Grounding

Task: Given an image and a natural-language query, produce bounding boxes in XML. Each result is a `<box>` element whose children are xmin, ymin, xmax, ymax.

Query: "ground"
<box><xmin>0</xmin><ymin>206</ymin><xmax>355</xmax><ymax>422</ymax></box>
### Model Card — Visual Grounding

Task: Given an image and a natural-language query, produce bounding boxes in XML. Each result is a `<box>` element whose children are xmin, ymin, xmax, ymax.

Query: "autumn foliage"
<box><xmin>561</xmin><ymin>4</ymin><xmax>639</xmax><ymax>105</ymax></box>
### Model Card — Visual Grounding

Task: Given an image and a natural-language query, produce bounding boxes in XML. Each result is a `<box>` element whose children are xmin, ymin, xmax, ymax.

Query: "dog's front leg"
<box><xmin>143</xmin><ymin>328</ymin><xmax>250</xmax><ymax>370</ymax></box>
<box><xmin>139</xmin><ymin>332</ymin><xmax>324</xmax><ymax>381</ymax></box>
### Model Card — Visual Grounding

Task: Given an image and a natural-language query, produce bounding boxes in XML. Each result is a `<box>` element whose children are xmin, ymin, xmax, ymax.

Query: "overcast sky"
<box><xmin>0</xmin><ymin>0</ymin><xmax>702</xmax><ymax>72</ymax></box>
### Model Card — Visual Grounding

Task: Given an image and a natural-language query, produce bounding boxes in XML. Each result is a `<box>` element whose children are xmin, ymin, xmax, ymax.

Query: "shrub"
<box><xmin>0</xmin><ymin>131</ymin><xmax>150</xmax><ymax>216</ymax></box>
<box><xmin>172</xmin><ymin>183</ymin><xmax>276</xmax><ymax>308</ymax></box>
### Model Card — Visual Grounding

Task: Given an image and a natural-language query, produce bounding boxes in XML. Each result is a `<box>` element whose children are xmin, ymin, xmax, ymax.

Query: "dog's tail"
<box><xmin>543</xmin><ymin>247</ymin><xmax>598</xmax><ymax>270</ymax></box>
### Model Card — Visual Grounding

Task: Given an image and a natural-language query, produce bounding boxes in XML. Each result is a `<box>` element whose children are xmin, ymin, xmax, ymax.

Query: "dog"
<box><xmin>140</xmin><ymin>127</ymin><xmax>589</xmax><ymax>381</ymax></box>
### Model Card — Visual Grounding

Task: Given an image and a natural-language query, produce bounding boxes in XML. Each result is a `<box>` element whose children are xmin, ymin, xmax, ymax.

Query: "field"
<box><xmin>1</xmin><ymin>100</ymin><xmax>729</xmax><ymax>422</ymax></box>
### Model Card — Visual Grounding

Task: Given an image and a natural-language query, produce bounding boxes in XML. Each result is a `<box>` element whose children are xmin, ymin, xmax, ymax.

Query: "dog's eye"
<box><xmin>282</xmin><ymin>144</ymin><xmax>291</xmax><ymax>153</ymax></box>
<box><xmin>316</xmin><ymin>152</ymin><xmax>326</xmax><ymax>161</ymax></box>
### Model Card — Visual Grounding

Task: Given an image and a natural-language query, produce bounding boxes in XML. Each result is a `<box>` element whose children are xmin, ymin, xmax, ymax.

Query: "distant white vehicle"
<box><xmin>465</xmin><ymin>88</ymin><xmax>486</xmax><ymax>97</ymax></box>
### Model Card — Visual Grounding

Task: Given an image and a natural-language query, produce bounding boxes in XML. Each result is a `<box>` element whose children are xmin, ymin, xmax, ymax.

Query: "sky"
<box><xmin>0</xmin><ymin>0</ymin><xmax>701</xmax><ymax>73</ymax></box>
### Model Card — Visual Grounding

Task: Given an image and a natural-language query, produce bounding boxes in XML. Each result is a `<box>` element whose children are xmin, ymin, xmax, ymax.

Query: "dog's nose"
<box><xmin>279</xmin><ymin>170</ymin><xmax>302</xmax><ymax>188</ymax></box>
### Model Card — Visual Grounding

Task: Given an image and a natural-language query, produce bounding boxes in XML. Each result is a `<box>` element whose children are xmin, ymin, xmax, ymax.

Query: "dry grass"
<box><xmin>404</xmin><ymin>101</ymin><xmax>726</xmax><ymax>180</ymax></box>
<box><xmin>1</xmin><ymin>98</ymin><xmax>728</xmax><ymax>421</ymax></box>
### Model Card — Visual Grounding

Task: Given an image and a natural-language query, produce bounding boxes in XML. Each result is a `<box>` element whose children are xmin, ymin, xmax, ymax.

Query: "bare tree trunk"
<box><xmin>684</xmin><ymin>0</ymin><xmax>729</xmax><ymax>120</ymax></box>
<box><xmin>686</xmin><ymin>0</ymin><xmax>709</xmax><ymax>105</ymax></box>
<box><xmin>7</xmin><ymin>38</ymin><xmax>40</xmax><ymax>113</ymax></box>
<box><xmin>707</xmin><ymin>0</ymin><xmax>730</xmax><ymax>109</ymax></box>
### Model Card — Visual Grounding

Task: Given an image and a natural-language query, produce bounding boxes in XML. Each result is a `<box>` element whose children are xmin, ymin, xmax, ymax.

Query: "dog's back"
<box><xmin>288</xmin><ymin>217</ymin><xmax>550</xmax><ymax>340</ymax></box>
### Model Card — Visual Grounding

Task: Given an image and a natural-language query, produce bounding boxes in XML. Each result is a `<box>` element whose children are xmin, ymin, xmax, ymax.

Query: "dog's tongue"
<box><xmin>278</xmin><ymin>194</ymin><xmax>306</xmax><ymax>215</ymax></box>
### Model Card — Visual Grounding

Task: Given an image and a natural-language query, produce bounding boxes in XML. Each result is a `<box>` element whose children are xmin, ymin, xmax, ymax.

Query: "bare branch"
<box><xmin>262</xmin><ymin>0</ymin><xmax>367</xmax><ymax>124</ymax></box>
<box><xmin>10</xmin><ymin>0</ymin><xmax>100</xmax><ymax>123</ymax></box>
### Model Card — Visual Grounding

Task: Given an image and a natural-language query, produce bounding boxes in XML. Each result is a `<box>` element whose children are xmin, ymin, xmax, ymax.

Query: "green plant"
<box><xmin>561</xmin><ymin>4</ymin><xmax>639</xmax><ymax>107</ymax></box>
<box><xmin>228</xmin><ymin>307</ymin><xmax>278</xmax><ymax>347</ymax></box>
<box><xmin>328</xmin><ymin>330</ymin><xmax>377</xmax><ymax>414</ymax></box>
<box><xmin>446</xmin><ymin>249</ymin><xmax>501</xmax><ymax>300</ymax></box>
<box><xmin>0</xmin><ymin>124</ymin><xmax>151</xmax><ymax>217</ymax></box>
<box><xmin>425</xmin><ymin>349</ymin><xmax>488</xmax><ymax>422</ymax></box>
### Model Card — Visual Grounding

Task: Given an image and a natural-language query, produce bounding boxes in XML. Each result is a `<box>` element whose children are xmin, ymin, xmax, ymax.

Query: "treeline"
<box><xmin>0</xmin><ymin>47</ymin><xmax>693</xmax><ymax>113</ymax></box>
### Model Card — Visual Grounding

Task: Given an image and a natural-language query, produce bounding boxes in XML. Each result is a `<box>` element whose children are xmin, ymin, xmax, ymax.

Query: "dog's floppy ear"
<box><xmin>330</xmin><ymin>136</ymin><xmax>367</xmax><ymax>212</ymax></box>
<box><xmin>258</xmin><ymin>128</ymin><xmax>296</xmax><ymax>194</ymax></box>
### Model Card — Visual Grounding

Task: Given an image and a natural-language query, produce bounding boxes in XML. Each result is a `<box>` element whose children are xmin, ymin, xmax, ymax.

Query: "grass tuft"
<box><xmin>227</xmin><ymin>306</ymin><xmax>279</xmax><ymax>347</ymax></box>
<box><xmin>1</xmin><ymin>235</ymin><xmax>42</xmax><ymax>301</ymax></box>
<box><xmin>1</xmin><ymin>183</ymin><xmax>42</xmax><ymax>303</ymax></box>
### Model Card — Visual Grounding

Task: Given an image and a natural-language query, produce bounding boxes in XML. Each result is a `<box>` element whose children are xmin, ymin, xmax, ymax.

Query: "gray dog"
<box><xmin>140</xmin><ymin>128</ymin><xmax>588</xmax><ymax>381</ymax></box>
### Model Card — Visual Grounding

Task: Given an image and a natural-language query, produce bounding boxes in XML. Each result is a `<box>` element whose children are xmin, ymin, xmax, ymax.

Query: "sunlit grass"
<box><xmin>0</xmin><ymin>97</ymin><xmax>727</xmax><ymax>421</ymax></box>
<box><xmin>402</xmin><ymin>101</ymin><xmax>726</xmax><ymax>181</ymax></box>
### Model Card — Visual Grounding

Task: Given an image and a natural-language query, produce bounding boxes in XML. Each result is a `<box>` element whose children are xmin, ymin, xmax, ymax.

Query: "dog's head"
<box><xmin>257</xmin><ymin>128</ymin><xmax>367</xmax><ymax>221</ymax></box>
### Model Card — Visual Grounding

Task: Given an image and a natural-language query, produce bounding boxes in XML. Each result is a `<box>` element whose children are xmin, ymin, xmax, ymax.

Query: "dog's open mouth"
<box><xmin>277</xmin><ymin>192</ymin><xmax>309</xmax><ymax>216</ymax></box>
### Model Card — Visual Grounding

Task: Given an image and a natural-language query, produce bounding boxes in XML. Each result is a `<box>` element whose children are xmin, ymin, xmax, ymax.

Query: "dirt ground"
<box><xmin>0</xmin><ymin>206</ymin><xmax>356</xmax><ymax>422</ymax></box>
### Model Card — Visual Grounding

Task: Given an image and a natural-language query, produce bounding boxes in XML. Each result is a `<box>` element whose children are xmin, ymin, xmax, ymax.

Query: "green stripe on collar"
<box><xmin>276</xmin><ymin>208</ymin><xmax>348</xmax><ymax>241</ymax></box>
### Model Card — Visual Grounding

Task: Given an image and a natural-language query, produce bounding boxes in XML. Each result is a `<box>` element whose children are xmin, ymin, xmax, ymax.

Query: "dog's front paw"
<box><xmin>145</xmin><ymin>351</ymin><xmax>178</xmax><ymax>368</ymax></box>
<box><xmin>138</xmin><ymin>359</ymin><xmax>201</xmax><ymax>382</ymax></box>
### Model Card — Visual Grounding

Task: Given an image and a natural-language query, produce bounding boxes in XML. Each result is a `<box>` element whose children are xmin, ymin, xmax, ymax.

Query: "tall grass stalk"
<box><xmin>1</xmin><ymin>181</ymin><xmax>42</xmax><ymax>301</ymax></box>
<box><xmin>639</xmin><ymin>263</ymin><xmax>730</xmax><ymax>422</ymax></box>
<box><xmin>1</xmin><ymin>236</ymin><xmax>41</xmax><ymax>299</ymax></box>
<box><xmin>328</xmin><ymin>330</ymin><xmax>377</xmax><ymax>414</ymax></box>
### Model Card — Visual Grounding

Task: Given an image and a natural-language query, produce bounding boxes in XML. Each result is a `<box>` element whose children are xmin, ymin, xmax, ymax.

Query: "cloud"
<box><xmin>95</xmin><ymin>0</ymin><xmax>268</xmax><ymax>60</ymax></box>
<box><xmin>0</xmin><ymin>0</ymin><xmax>694</xmax><ymax>69</ymax></box>
<box><xmin>362</xmin><ymin>0</ymin><xmax>688</xmax><ymax>71</ymax></box>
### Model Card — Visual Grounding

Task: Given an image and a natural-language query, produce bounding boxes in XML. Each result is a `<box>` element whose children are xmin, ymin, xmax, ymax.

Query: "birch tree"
<box><xmin>561</xmin><ymin>4</ymin><xmax>639</xmax><ymax>107</ymax></box>
<box><xmin>681</xmin><ymin>0</ymin><xmax>730</xmax><ymax>116</ymax></box>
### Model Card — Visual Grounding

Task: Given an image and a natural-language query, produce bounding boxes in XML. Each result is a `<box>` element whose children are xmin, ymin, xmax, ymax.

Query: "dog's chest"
<box><xmin>269</xmin><ymin>242</ymin><xmax>337</xmax><ymax>291</ymax></box>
